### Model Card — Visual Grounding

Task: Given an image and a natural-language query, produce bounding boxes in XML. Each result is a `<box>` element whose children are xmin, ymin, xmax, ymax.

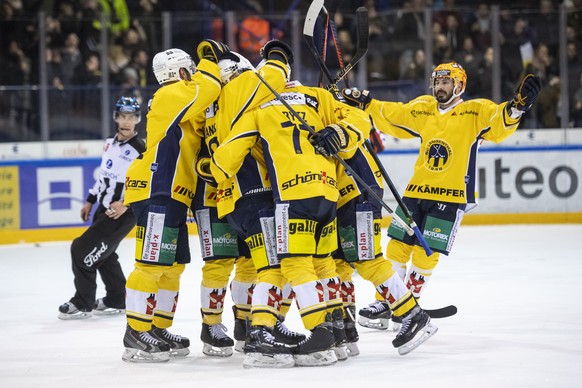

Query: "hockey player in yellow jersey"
<box><xmin>191</xmin><ymin>40</ymin><xmax>294</xmax><ymax>357</ymax></box>
<box><xmin>210</xmin><ymin>78</ymin><xmax>369</xmax><ymax>367</ymax></box>
<box><xmin>121</xmin><ymin>40</ymin><xmax>232</xmax><ymax>363</ymax></box>
<box><xmin>341</xmin><ymin>63</ymin><xmax>541</xmax><ymax>325</ymax></box>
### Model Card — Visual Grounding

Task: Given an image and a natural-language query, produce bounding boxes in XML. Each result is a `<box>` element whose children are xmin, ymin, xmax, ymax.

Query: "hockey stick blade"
<box><xmin>331</xmin><ymin>7</ymin><xmax>369</xmax><ymax>85</ymax></box>
<box><xmin>425</xmin><ymin>305</ymin><xmax>457</xmax><ymax>319</ymax></box>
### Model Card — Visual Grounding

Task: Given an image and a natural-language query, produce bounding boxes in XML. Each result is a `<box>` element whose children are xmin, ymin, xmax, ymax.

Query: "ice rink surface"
<box><xmin>1</xmin><ymin>224</ymin><xmax>581</xmax><ymax>388</ymax></box>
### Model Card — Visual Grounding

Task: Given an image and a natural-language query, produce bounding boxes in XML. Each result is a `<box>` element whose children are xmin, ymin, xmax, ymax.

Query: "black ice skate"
<box><xmin>93</xmin><ymin>298</ymin><xmax>124</xmax><ymax>316</ymax></box>
<box><xmin>242</xmin><ymin>326</ymin><xmax>295</xmax><ymax>369</ymax></box>
<box><xmin>392</xmin><ymin>306</ymin><xmax>438</xmax><ymax>355</ymax></box>
<box><xmin>233</xmin><ymin>306</ymin><xmax>248</xmax><ymax>352</ymax></box>
<box><xmin>358</xmin><ymin>300</ymin><xmax>395</xmax><ymax>330</ymax></box>
<box><xmin>200</xmin><ymin>323</ymin><xmax>234</xmax><ymax>357</ymax></box>
<box><xmin>122</xmin><ymin>324</ymin><xmax>171</xmax><ymax>363</ymax></box>
<box><xmin>344</xmin><ymin>305</ymin><xmax>360</xmax><ymax>357</ymax></box>
<box><xmin>58</xmin><ymin>301</ymin><xmax>92</xmax><ymax>320</ymax></box>
<box><xmin>149</xmin><ymin>325</ymin><xmax>190</xmax><ymax>357</ymax></box>
<box><xmin>273</xmin><ymin>319</ymin><xmax>306</xmax><ymax>347</ymax></box>
<box><xmin>331</xmin><ymin>309</ymin><xmax>348</xmax><ymax>361</ymax></box>
<box><xmin>292</xmin><ymin>320</ymin><xmax>337</xmax><ymax>367</ymax></box>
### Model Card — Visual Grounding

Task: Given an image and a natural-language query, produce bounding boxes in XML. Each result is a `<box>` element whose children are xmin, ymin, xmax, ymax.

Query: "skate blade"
<box><xmin>58</xmin><ymin>311</ymin><xmax>92</xmax><ymax>320</ymax></box>
<box><xmin>357</xmin><ymin>316</ymin><xmax>390</xmax><ymax>330</ymax></box>
<box><xmin>234</xmin><ymin>340</ymin><xmax>245</xmax><ymax>353</ymax></box>
<box><xmin>93</xmin><ymin>308</ymin><xmax>124</xmax><ymax>316</ymax></box>
<box><xmin>397</xmin><ymin>323</ymin><xmax>438</xmax><ymax>356</ymax></box>
<box><xmin>169</xmin><ymin>347</ymin><xmax>190</xmax><ymax>357</ymax></box>
<box><xmin>293</xmin><ymin>349</ymin><xmax>338</xmax><ymax>367</ymax></box>
<box><xmin>202</xmin><ymin>343</ymin><xmax>233</xmax><ymax>357</ymax></box>
<box><xmin>242</xmin><ymin>352</ymin><xmax>295</xmax><ymax>369</ymax></box>
<box><xmin>334</xmin><ymin>345</ymin><xmax>349</xmax><ymax>361</ymax></box>
<box><xmin>122</xmin><ymin>348</ymin><xmax>170</xmax><ymax>363</ymax></box>
<box><xmin>346</xmin><ymin>342</ymin><xmax>360</xmax><ymax>357</ymax></box>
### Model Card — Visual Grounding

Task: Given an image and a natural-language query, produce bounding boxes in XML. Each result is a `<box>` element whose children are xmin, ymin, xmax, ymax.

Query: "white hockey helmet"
<box><xmin>152</xmin><ymin>48</ymin><xmax>196</xmax><ymax>85</ymax></box>
<box><xmin>219</xmin><ymin>52</ymin><xmax>254</xmax><ymax>85</ymax></box>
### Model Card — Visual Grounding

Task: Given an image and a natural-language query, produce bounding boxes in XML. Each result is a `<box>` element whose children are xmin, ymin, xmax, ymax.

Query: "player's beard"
<box><xmin>435</xmin><ymin>89</ymin><xmax>453</xmax><ymax>104</ymax></box>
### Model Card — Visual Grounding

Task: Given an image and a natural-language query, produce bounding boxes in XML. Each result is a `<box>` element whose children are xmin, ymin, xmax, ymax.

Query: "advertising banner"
<box><xmin>0</xmin><ymin>159</ymin><xmax>100</xmax><ymax>230</ymax></box>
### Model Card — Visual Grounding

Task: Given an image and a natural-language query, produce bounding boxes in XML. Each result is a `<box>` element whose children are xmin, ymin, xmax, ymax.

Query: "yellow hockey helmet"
<box><xmin>431</xmin><ymin>62</ymin><xmax>467</xmax><ymax>97</ymax></box>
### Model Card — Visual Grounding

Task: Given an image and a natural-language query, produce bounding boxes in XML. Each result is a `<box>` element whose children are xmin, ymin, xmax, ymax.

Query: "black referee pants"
<box><xmin>68</xmin><ymin>206</ymin><xmax>135</xmax><ymax>310</ymax></box>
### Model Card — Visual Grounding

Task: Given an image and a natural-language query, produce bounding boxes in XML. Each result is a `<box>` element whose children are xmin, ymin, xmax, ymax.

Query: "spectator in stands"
<box><xmin>529</xmin><ymin>0</ymin><xmax>559</xmax><ymax>56</ymax></box>
<box><xmin>468</xmin><ymin>3</ymin><xmax>492</xmax><ymax>50</ymax></box>
<box><xmin>60</xmin><ymin>32</ymin><xmax>82</xmax><ymax>85</ymax></box>
<box><xmin>536</xmin><ymin>75</ymin><xmax>560</xmax><ymax>128</ymax></box>
<box><xmin>454</xmin><ymin>36</ymin><xmax>482</xmax><ymax>97</ymax></box>
<box><xmin>92</xmin><ymin>0</ymin><xmax>130</xmax><ymax>41</ymax></box>
<box><xmin>476</xmin><ymin>46</ymin><xmax>494</xmax><ymax>100</ymax></box>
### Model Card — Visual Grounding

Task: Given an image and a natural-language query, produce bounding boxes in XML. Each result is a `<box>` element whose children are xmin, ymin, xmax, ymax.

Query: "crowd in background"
<box><xmin>1</xmin><ymin>0</ymin><xmax>582</xmax><ymax>140</ymax></box>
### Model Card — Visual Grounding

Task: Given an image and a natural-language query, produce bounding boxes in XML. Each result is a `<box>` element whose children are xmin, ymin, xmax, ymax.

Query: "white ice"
<box><xmin>1</xmin><ymin>224</ymin><xmax>581</xmax><ymax>388</ymax></box>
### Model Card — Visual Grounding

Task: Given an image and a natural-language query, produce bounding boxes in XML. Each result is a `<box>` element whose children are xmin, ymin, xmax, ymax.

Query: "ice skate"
<box><xmin>149</xmin><ymin>325</ymin><xmax>190</xmax><ymax>357</ymax></box>
<box><xmin>233</xmin><ymin>306</ymin><xmax>248</xmax><ymax>352</ymax></box>
<box><xmin>93</xmin><ymin>298</ymin><xmax>124</xmax><ymax>316</ymax></box>
<box><xmin>58</xmin><ymin>301</ymin><xmax>92</xmax><ymax>320</ymax></box>
<box><xmin>344</xmin><ymin>306</ymin><xmax>360</xmax><ymax>357</ymax></box>
<box><xmin>392</xmin><ymin>306</ymin><xmax>438</xmax><ymax>355</ymax></box>
<box><xmin>273</xmin><ymin>319</ymin><xmax>306</xmax><ymax>347</ymax></box>
<box><xmin>292</xmin><ymin>320</ymin><xmax>338</xmax><ymax>367</ymax></box>
<box><xmin>331</xmin><ymin>309</ymin><xmax>348</xmax><ymax>361</ymax></box>
<box><xmin>233</xmin><ymin>316</ymin><xmax>248</xmax><ymax>352</ymax></box>
<box><xmin>242</xmin><ymin>326</ymin><xmax>295</xmax><ymax>369</ymax></box>
<box><xmin>201</xmin><ymin>323</ymin><xmax>234</xmax><ymax>357</ymax></box>
<box><xmin>357</xmin><ymin>300</ymin><xmax>393</xmax><ymax>330</ymax></box>
<box><xmin>122</xmin><ymin>324</ymin><xmax>171</xmax><ymax>363</ymax></box>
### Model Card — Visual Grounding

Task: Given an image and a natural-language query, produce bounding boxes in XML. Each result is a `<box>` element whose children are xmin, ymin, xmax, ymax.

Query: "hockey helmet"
<box><xmin>152</xmin><ymin>48</ymin><xmax>196</xmax><ymax>85</ymax></box>
<box><xmin>431</xmin><ymin>62</ymin><xmax>467</xmax><ymax>98</ymax></box>
<box><xmin>219</xmin><ymin>52</ymin><xmax>254</xmax><ymax>85</ymax></box>
<box><xmin>113</xmin><ymin>96</ymin><xmax>141</xmax><ymax>124</ymax></box>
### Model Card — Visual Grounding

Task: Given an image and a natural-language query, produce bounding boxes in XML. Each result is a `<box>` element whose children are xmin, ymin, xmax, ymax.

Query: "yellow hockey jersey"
<box><xmin>367</xmin><ymin>95</ymin><xmax>521</xmax><ymax>204</ymax></box>
<box><xmin>211</xmin><ymin>81</ymin><xmax>369</xmax><ymax>204</ymax></box>
<box><xmin>124</xmin><ymin>60</ymin><xmax>222</xmax><ymax>207</ymax></box>
<box><xmin>194</xmin><ymin>60</ymin><xmax>290</xmax><ymax>211</ymax></box>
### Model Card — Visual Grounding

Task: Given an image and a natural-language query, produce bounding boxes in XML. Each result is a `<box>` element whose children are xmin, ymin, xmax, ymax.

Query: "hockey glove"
<box><xmin>341</xmin><ymin>88</ymin><xmax>372</xmax><ymax>110</ymax></box>
<box><xmin>510</xmin><ymin>74</ymin><xmax>542</xmax><ymax>112</ymax></box>
<box><xmin>259</xmin><ymin>39</ymin><xmax>294</xmax><ymax>65</ymax></box>
<box><xmin>195</xmin><ymin>157</ymin><xmax>217</xmax><ymax>187</ymax></box>
<box><xmin>310</xmin><ymin>124</ymin><xmax>348</xmax><ymax>156</ymax></box>
<box><xmin>197</xmin><ymin>39</ymin><xmax>231</xmax><ymax>63</ymax></box>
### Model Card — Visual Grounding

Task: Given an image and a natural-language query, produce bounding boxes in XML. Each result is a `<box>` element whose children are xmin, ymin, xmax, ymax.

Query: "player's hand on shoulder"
<box><xmin>341</xmin><ymin>88</ymin><xmax>372</xmax><ymax>110</ymax></box>
<box><xmin>197</xmin><ymin>39</ymin><xmax>231</xmax><ymax>63</ymax></box>
<box><xmin>259</xmin><ymin>39</ymin><xmax>294</xmax><ymax>65</ymax></box>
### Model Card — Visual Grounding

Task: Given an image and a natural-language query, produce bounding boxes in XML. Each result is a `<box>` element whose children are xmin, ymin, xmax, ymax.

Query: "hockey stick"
<box><xmin>319</xmin><ymin>0</ymin><xmax>345</xmax><ymax>87</ymax></box>
<box><xmin>253</xmin><ymin>70</ymin><xmax>415</xmax><ymax>236</ymax></box>
<box><xmin>425</xmin><ymin>305</ymin><xmax>457</xmax><ymax>319</ymax></box>
<box><xmin>304</xmin><ymin>0</ymin><xmax>341</xmax><ymax>98</ymax></box>
<box><xmin>363</xmin><ymin>138</ymin><xmax>433</xmax><ymax>256</ymax></box>
<box><xmin>304</xmin><ymin>1</ymin><xmax>368</xmax><ymax>90</ymax></box>
<box><xmin>330</xmin><ymin>7</ymin><xmax>368</xmax><ymax>87</ymax></box>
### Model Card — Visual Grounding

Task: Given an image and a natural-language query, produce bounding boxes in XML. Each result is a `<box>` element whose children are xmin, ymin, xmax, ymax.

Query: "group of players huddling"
<box><xmin>61</xmin><ymin>30</ymin><xmax>541</xmax><ymax>368</ymax></box>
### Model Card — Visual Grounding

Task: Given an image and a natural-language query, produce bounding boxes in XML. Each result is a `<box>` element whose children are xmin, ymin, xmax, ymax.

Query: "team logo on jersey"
<box><xmin>423</xmin><ymin>139</ymin><xmax>452</xmax><ymax>171</ymax></box>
